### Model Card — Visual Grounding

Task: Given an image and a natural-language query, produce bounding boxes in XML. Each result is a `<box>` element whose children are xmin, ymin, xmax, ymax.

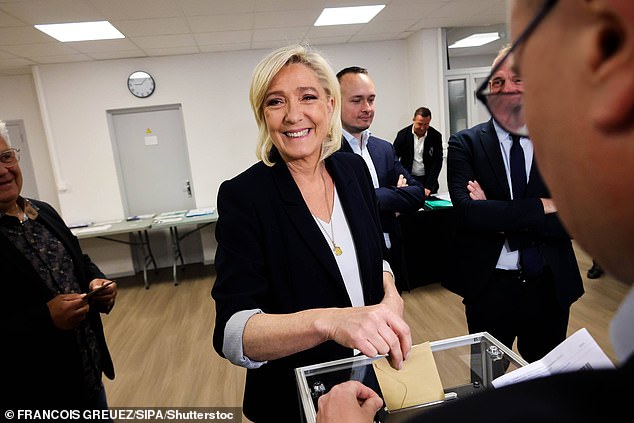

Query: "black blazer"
<box><xmin>340</xmin><ymin>135</ymin><xmax>425</xmax><ymax>235</ymax></box>
<box><xmin>393</xmin><ymin>125</ymin><xmax>443</xmax><ymax>193</ymax></box>
<box><xmin>212</xmin><ymin>151</ymin><xmax>387</xmax><ymax>422</ymax></box>
<box><xmin>405</xmin><ymin>355</ymin><xmax>633</xmax><ymax>423</ymax></box>
<box><xmin>445</xmin><ymin>120</ymin><xmax>583</xmax><ymax>307</ymax></box>
<box><xmin>0</xmin><ymin>199</ymin><xmax>114</xmax><ymax>408</ymax></box>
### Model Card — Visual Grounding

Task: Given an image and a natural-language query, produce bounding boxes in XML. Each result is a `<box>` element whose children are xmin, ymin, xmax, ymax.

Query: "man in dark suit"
<box><xmin>316</xmin><ymin>0</ymin><xmax>634</xmax><ymax>420</ymax></box>
<box><xmin>444</xmin><ymin>48</ymin><xmax>583</xmax><ymax>364</ymax></box>
<box><xmin>393</xmin><ymin>107</ymin><xmax>443</xmax><ymax>196</ymax></box>
<box><xmin>336</xmin><ymin>66</ymin><xmax>425</xmax><ymax>291</ymax></box>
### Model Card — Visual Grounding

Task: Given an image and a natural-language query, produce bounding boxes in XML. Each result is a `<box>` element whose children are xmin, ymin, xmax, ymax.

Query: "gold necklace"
<box><xmin>8</xmin><ymin>203</ymin><xmax>26</xmax><ymax>223</ymax></box>
<box><xmin>315</xmin><ymin>171</ymin><xmax>343</xmax><ymax>256</ymax></box>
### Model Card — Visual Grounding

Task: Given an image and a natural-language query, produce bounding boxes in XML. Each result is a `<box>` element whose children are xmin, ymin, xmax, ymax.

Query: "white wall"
<box><xmin>33</xmin><ymin>40</ymin><xmax>413</xmax><ymax>225</ymax></box>
<box><xmin>407</xmin><ymin>28</ymin><xmax>450</xmax><ymax>193</ymax></box>
<box><xmin>0</xmin><ymin>75</ymin><xmax>58</xmax><ymax>209</ymax></box>
<box><xmin>4</xmin><ymin>35</ymin><xmax>445</xmax><ymax>276</ymax></box>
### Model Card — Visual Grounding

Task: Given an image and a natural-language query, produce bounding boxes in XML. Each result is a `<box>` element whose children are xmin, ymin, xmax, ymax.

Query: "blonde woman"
<box><xmin>212</xmin><ymin>45</ymin><xmax>410</xmax><ymax>422</ymax></box>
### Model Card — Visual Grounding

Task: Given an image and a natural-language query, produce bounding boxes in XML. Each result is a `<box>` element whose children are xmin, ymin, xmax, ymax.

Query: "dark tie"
<box><xmin>510</xmin><ymin>135</ymin><xmax>527</xmax><ymax>199</ymax></box>
<box><xmin>510</xmin><ymin>135</ymin><xmax>543</xmax><ymax>278</ymax></box>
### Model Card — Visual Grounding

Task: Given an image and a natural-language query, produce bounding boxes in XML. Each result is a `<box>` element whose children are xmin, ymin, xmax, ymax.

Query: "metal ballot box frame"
<box><xmin>295</xmin><ymin>332</ymin><xmax>528</xmax><ymax>423</ymax></box>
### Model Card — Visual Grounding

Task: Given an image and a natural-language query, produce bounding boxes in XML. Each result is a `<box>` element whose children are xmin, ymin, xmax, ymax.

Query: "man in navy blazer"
<box><xmin>445</xmin><ymin>49</ymin><xmax>583</xmax><ymax>363</ymax></box>
<box><xmin>336</xmin><ymin>67</ymin><xmax>425</xmax><ymax>291</ymax></box>
<box><xmin>393</xmin><ymin>107</ymin><xmax>444</xmax><ymax>195</ymax></box>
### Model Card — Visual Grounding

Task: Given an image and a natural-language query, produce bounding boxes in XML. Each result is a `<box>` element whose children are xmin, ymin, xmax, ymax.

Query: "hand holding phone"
<box><xmin>83</xmin><ymin>280</ymin><xmax>114</xmax><ymax>301</ymax></box>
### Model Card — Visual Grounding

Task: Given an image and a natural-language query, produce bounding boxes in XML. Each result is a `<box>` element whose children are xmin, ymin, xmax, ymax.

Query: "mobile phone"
<box><xmin>83</xmin><ymin>281</ymin><xmax>114</xmax><ymax>301</ymax></box>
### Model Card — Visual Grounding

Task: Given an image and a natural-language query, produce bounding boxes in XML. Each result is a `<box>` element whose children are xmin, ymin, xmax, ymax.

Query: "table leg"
<box><xmin>170</xmin><ymin>226</ymin><xmax>180</xmax><ymax>285</ymax></box>
<box><xmin>143</xmin><ymin>230</ymin><xmax>158</xmax><ymax>271</ymax></box>
<box><xmin>139</xmin><ymin>230</ymin><xmax>158</xmax><ymax>289</ymax></box>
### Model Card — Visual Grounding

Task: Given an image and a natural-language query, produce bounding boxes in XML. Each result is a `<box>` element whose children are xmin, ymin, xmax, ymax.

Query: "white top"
<box><xmin>411</xmin><ymin>127</ymin><xmax>427</xmax><ymax>177</ymax></box>
<box><xmin>221</xmin><ymin>186</ymin><xmax>392</xmax><ymax>369</ymax></box>
<box><xmin>313</xmin><ymin>186</ymin><xmax>364</xmax><ymax>307</ymax></box>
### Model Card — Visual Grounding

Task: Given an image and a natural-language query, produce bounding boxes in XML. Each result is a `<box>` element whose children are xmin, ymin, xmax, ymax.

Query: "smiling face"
<box><xmin>486</xmin><ymin>57</ymin><xmax>526</xmax><ymax>132</ymax></box>
<box><xmin>262</xmin><ymin>63</ymin><xmax>334</xmax><ymax>166</ymax></box>
<box><xmin>413</xmin><ymin>115</ymin><xmax>430</xmax><ymax>138</ymax></box>
<box><xmin>0</xmin><ymin>135</ymin><xmax>22</xmax><ymax>213</ymax></box>
<box><xmin>339</xmin><ymin>72</ymin><xmax>376</xmax><ymax>138</ymax></box>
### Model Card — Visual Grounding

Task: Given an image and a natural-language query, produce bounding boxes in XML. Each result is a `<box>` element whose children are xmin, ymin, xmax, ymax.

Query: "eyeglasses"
<box><xmin>476</xmin><ymin>0</ymin><xmax>559</xmax><ymax>137</ymax></box>
<box><xmin>489</xmin><ymin>75</ymin><xmax>523</xmax><ymax>93</ymax></box>
<box><xmin>0</xmin><ymin>148</ymin><xmax>20</xmax><ymax>167</ymax></box>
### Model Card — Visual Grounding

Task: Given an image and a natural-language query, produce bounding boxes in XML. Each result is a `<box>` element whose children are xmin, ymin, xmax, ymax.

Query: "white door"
<box><xmin>109</xmin><ymin>105</ymin><xmax>195</xmax><ymax>216</ymax></box>
<box><xmin>6</xmin><ymin>120</ymin><xmax>38</xmax><ymax>199</ymax></box>
<box><xmin>445</xmin><ymin>72</ymin><xmax>491</xmax><ymax>136</ymax></box>
<box><xmin>109</xmin><ymin>105</ymin><xmax>200</xmax><ymax>269</ymax></box>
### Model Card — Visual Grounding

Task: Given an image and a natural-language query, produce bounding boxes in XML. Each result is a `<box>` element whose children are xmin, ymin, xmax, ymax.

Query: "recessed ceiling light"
<box><xmin>34</xmin><ymin>21</ymin><xmax>125</xmax><ymax>42</ymax></box>
<box><xmin>314</xmin><ymin>5</ymin><xmax>386</xmax><ymax>26</ymax></box>
<box><xmin>448</xmin><ymin>32</ymin><xmax>500</xmax><ymax>49</ymax></box>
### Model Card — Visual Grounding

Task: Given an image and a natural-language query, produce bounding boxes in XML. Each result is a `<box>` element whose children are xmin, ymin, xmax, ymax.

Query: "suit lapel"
<box><xmin>339</xmin><ymin>136</ymin><xmax>353</xmax><ymax>153</ymax></box>
<box><xmin>526</xmin><ymin>157</ymin><xmax>549</xmax><ymax>197</ymax></box>
<box><xmin>481</xmin><ymin>120</ymin><xmax>512</xmax><ymax>199</ymax></box>
<box><xmin>35</xmin><ymin>206</ymin><xmax>79</xmax><ymax>262</ymax></box>
<box><xmin>407</xmin><ymin>125</ymin><xmax>415</xmax><ymax>158</ymax></box>
<box><xmin>326</xmin><ymin>156</ymin><xmax>377</xmax><ymax>302</ymax></box>
<box><xmin>366</xmin><ymin>137</ymin><xmax>388</xmax><ymax>186</ymax></box>
<box><xmin>269</xmin><ymin>159</ymin><xmax>347</xmax><ymax>290</ymax></box>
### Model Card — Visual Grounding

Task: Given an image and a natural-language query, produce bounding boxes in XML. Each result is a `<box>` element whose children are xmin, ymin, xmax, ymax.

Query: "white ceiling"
<box><xmin>0</xmin><ymin>0</ymin><xmax>507</xmax><ymax>76</ymax></box>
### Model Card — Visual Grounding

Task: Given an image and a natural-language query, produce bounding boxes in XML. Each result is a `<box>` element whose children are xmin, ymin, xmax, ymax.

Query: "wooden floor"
<box><xmin>101</xmin><ymin>242</ymin><xmax>629</xmax><ymax>418</ymax></box>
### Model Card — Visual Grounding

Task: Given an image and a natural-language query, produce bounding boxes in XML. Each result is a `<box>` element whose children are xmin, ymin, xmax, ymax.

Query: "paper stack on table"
<box><xmin>185</xmin><ymin>207</ymin><xmax>215</xmax><ymax>217</ymax></box>
<box><xmin>72</xmin><ymin>224</ymin><xmax>112</xmax><ymax>235</ymax></box>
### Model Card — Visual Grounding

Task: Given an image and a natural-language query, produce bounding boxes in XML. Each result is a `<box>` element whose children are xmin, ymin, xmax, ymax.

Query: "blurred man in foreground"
<box><xmin>316</xmin><ymin>1</ymin><xmax>634</xmax><ymax>421</ymax></box>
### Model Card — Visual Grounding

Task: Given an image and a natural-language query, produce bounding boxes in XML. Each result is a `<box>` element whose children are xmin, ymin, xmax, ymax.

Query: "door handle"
<box><xmin>185</xmin><ymin>180</ymin><xmax>192</xmax><ymax>198</ymax></box>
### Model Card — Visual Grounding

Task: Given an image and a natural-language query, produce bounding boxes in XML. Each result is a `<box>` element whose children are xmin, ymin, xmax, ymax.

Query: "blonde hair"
<box><xmin>249</xmin><ymin>45</ymin><xmax>342</xmax><ymax>166</ymax></box>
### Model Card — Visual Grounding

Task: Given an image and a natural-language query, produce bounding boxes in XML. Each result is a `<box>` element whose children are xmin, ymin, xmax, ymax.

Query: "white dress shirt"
<box><xmin>493</xmin><ymin>120</ymin><xmax>534</xmax><ymax>270</ymax></box>
<box><xmin>342</xmin><ymin>128</ymin><xmax>391</xmax><ymax>249</ymax></box>
<box><xmin>411</xmin><ymin>127</ymin><xmax>427</xmax><ymax>177</ymax></box>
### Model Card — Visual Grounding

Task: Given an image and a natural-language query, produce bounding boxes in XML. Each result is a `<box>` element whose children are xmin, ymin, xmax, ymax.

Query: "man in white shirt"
<box><xmin>336</xmin><ymin>66</ymin><xmax>425</xmax><ymax>291</ymax></box>
<box><xmin>393</xmin><ymin>107</ymin><xmax>444</xmax><ymax>196</ymax></box>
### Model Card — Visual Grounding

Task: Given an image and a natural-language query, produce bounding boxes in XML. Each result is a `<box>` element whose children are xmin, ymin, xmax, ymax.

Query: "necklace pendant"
<box><xmin>333</xmin><ymin>245</ymin><xmax>343</xmax><ymax>256</ymax></box>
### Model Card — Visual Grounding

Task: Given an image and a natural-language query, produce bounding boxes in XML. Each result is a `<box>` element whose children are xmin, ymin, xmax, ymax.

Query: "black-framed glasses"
<box><xmin>0</xmin><ymin>147</ymin><xmax>20</xmax><ymax>167</ymax></box>
<box><xmin>476</xmin><ymin>0</ymin><xmax>559</xmax><ymax>137</ymax></box>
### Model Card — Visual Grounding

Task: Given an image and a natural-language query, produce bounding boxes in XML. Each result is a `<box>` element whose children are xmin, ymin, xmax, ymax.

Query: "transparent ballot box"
<box><xmin>295</xmin><ymin>332</ymin><xmax>528</xmax><ymax>423</ymax></box>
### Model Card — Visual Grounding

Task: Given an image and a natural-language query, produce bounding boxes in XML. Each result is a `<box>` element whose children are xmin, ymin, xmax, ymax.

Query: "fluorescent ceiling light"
<box><xmin>314</xmin><ymin>5</ymin><xmax>385</xmax><ymax>26</ymax></box>
<box><xmin>34</xmin><ymin>21</ymin><xmax>124</xmax><ymax>42</ymax></box>
<box><xmin>448</xmin><ymin>32</ymin><xmax>500</xmax><ymax>48</ymax></box>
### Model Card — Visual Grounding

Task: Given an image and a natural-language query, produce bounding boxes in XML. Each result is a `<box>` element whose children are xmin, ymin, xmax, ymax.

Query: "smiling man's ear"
<box><xmin>588</xmin><ymin>0</ymin><xmax>634</xmax><ymax>132</ymax></box>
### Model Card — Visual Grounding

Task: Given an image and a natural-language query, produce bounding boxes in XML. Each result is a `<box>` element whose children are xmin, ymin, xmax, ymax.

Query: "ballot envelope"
<box><xmin>295</xmin><ymin>332</ymin><xmax>528</xmax><ymax>423</ymax></box>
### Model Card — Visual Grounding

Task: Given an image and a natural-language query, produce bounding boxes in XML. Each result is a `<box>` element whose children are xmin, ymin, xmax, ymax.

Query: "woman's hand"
<box><xmin>47</xmin><ymin>294</ymin><xmax>89</xmax><ymax>330</ymax></box>
<box><xmin>380</xmin><ymin>271</ymin><xmax>404</xmax><ymax>317</ymax></box>
<box><xmin>318</xmin><ymin>303</ymin><xmax>412</xmax><ymax>370</ymax></box>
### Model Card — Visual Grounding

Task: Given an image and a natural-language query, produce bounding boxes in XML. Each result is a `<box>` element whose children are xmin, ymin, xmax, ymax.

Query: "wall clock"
<box><xmin>127</xmin><ymin>71</ymin><xmax>155</xmax><ymax>98</ymax></box>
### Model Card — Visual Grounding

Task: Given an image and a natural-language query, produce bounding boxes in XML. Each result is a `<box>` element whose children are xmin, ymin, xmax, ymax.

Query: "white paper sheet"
<box><xmin>72</xmin><ymin>224</ymin><xmax>112</xmax><ymax>235</ymax></box>
<box><xmin>493</xmin><ymin>328</ymin><xmax>614</xmax><ymax>388</ymax></box>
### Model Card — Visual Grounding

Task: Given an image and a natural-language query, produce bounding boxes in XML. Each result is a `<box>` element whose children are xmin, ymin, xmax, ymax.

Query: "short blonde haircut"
<box><xmin>249</xmin><ymin>45</ymin><xmax>342</xmax><ymax>166</ymax></box>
